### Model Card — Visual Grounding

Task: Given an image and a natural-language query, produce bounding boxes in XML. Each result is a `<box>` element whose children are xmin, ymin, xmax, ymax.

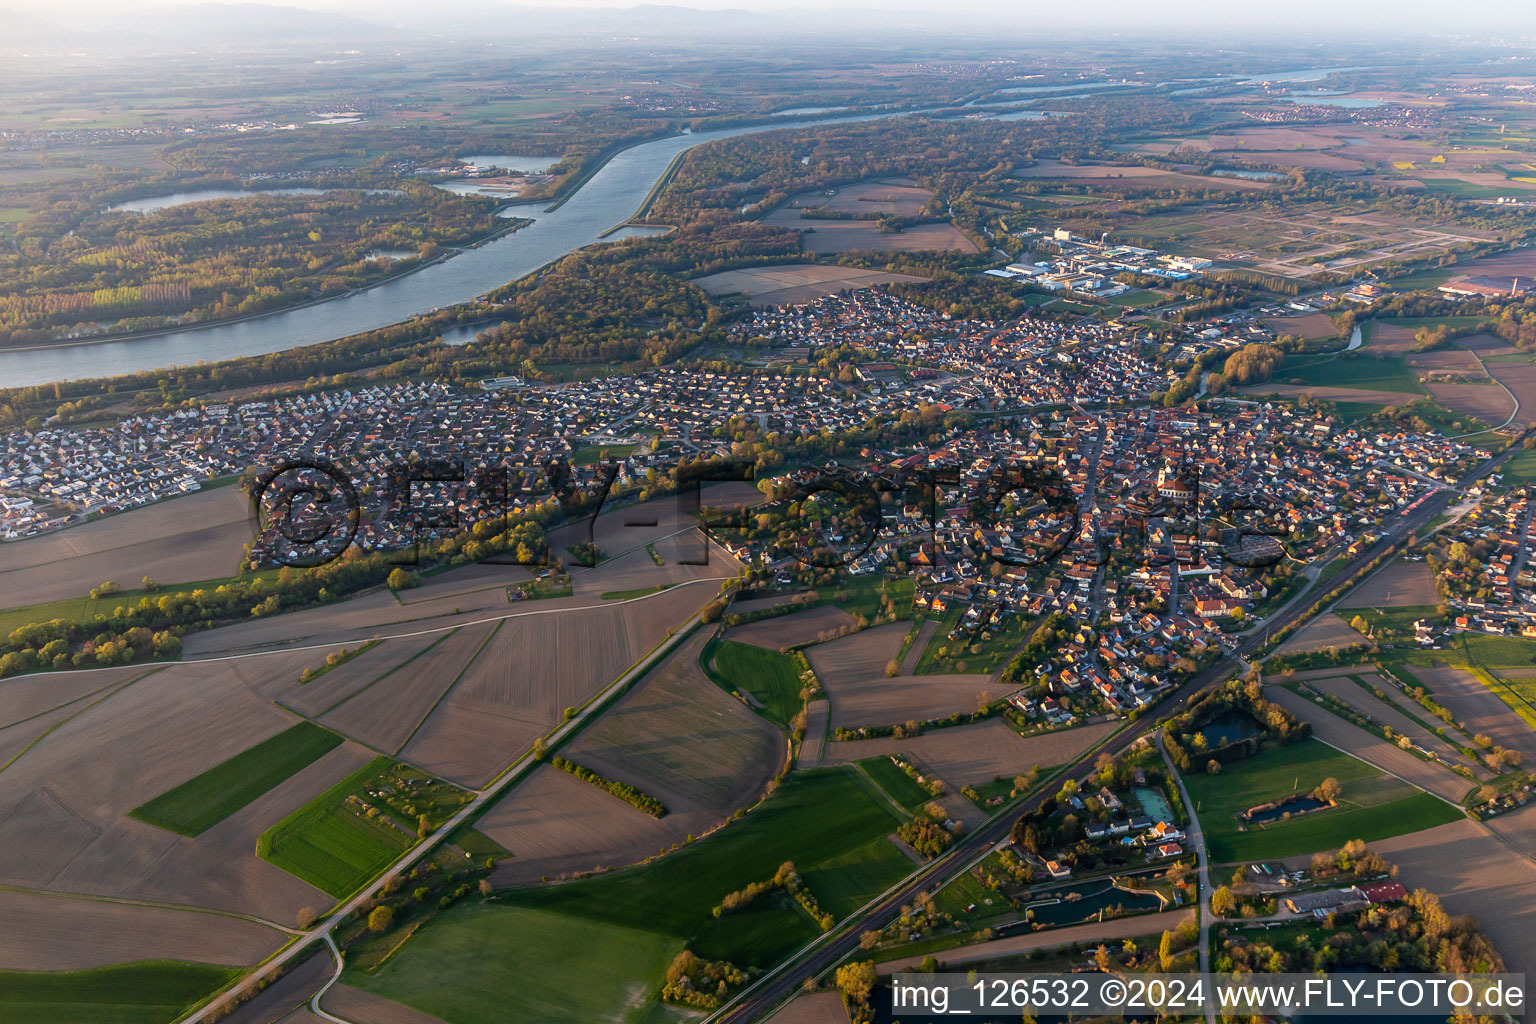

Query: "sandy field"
<box><xmin>1275</xmin><ymin>613</ymin><xmax>1363</xmax><ymax>654</ymax></box>
<box><xmin>0</xmin><ymin>485</ymin><xmax>251</xmax><ymax>607</ymax></box>
<box><xmin>1347</xmin><ymin>559</ymin><xmax>1439</xmax><ymax>607</ymax></box>
<box><xmin>0</xmin><ymin>889</ymin><xmax>284</xmax><ymax>970</ymax></box>
<box><xmin>1338</xmin><ymin>818</ymin><xmax>1536</xmax><ymax>979</ymax></box>
<box><xmin>0</xmin><ymin>659</ymin><xmax>380</xmax><ymax>923</ymax></box>
<box><xmin>728</xmin><ymin>605</ymin><xmax>858</xmax><ymax>651</ymax></box>
<box><xmin>826</xmin><ymin>718</ymin><xmax>1116</xmax><ymax>788</ymax></box>
<box><xmin>694</xmin><ymin>264</ymin><xmax>930</xmax><ymax>307</ymax></box>
<box><xmin>0</xmin><ymin>664</ymin><xmax>150</xmax><ymax>729</ymax></box>
<box><xmin>1413</xmin><ymin>663</ymin><xmax>1536</xmax><ymax>765</ymax></box>
<box><xmin>1264</xmin><ymin>686</ymin><xmax>1475</xmax><ymax>804</ymax></box>
<box><xmin>480</xmin><ymin>628</ymin><xmax>779</xmax><ymax>883</ymax></box>
<box><xmin>1427</xmin><ymin>381</ymin><xmax>1516</xmax><ymax>425</ymax></box>
<box><xmin>320</xmin><ymin>621</ymin><xmax>497</xmax><ymax>754</ymax></box>
<box><xmin>1304</xmin><ymin>674</ymin><xmax>1486</xmax><ymax>775</ymax></box>
<box><xmin>220</xmin><ymin>950</ymin><xmax>334</xmax><ymax>1024</ymax></box>
<box><xmin>322</xmin><ymin>984</ymin><xmax>449</xmax><ymax>1024</ymax></box>
<box><xmin>276</xmin><ymin>632</ymin><xmax>445</xmax><ymax>718</ymax></box>
<box><xmin>766</xmin><ymin>991</ymin><xmax>851</xmax><ymax>1024</ymax></box>
<box><xmin>1265</xmin><ymin>313</ymin><xmax>1340</xmax><ymax>341</ymax></box>
<box><xmin>483</xmin><ymin>628</ymin><xmax>780</xmax><ymax>884</ymax></box>
<box><xmin>879</xmin><ymin>908</ymin><xmax>1196</xmax><ymax>973</ymax></box>
<box><xmin>406</xmin><ymin>583</ymin><xmax>714</xmax><ymax>787</ymax></box>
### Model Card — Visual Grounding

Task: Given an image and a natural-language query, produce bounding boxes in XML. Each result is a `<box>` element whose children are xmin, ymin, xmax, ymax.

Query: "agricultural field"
<box><xmin>1184</xmin><ymin>736</ymin><xmax>1462</xmax><ymax>862</ymax></box>
<box><xmin>257</xmin><ymin>756</ymin><xmax>467</xmax><ymax>899</ymax></box>
<box><xmin>693</xmin><ymin>263</ymin><xmax>929</xmax><ymax>306</ymax></box>
<box><xmin>0</xmin><ymin>484</ymin><xmax>251</xmax><ymax>607</ymax></box>
<box><xmin>726</xmin><ymin>604</ymin><xmax>857</xmax><ymax>650</ymax></box>
<box><xmin>807</xmin><ymin>619</ymin><xmax>996</xmax><ymax>729</ymax></box>
<box><xmin>1410</xmin><ymin>662</ymin><xmax>1536</xmax><ymax>765</ymax></box>
<box><xmin>405</xmin><ymin>582</ymin><xmax>715</xmax><ymax>787</ymax></box>
<box><xmin>344</xmin><ymin>902</ymin><xmax>682</xmax><ymax>1024</ymax></box>
<box><xmin>762</xmin><ymin>180</ymin><xmax>978</xmax><ymax>254</ymax></box>
<box><xmin>707</xmin><ymin>638</ymin><xmax>806</xmax><ymax>728</ymax></box>
<box><xmin>1346</xmin><ymin>558</ymin><xmax>1439</xmax><ymax>608</ymax></box>
<box><xmin>0</xmin><ymin>890</ymin><xmax>281</xmax><ymax>971</ymax></box>
<box><xmin>0</xmin><ymin>961</ymin><xmax>239</xmax><ymax>1024</ymax></box>
<box><xmin>1300</xmin><ymin>674</ymin><xmax>1487</xmax><ymax>776</ymax></box>
<box><xmin>1274</xmin><ymin>612</ymin><xmax>1364</xmax><ymax>654</ymax></box>
<box><xmin>481</xmin><ymin>628</ymin><xmax>781</xmax><ymax>886</ymax></box>
<box><xmin>130</xmin><ymin>721</ymin><xmax>344</xmax><ymax>836</ymax></box>
<box><xmin>826</xmin><ymin>717</ymin><xmax>1116</xmax><ymax>789</ymax></box>
<box><xmin>1267</xmin><ymin>685</ymin><xmax>1477</xmax><ymax>804</ymax></box>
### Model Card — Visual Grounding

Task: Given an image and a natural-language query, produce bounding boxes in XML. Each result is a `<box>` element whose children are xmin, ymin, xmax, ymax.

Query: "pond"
<box><xmin>455</xmin><ymin>153</ymin><xmax>561</xmax><ymax>173</ymax></box>
<box><xmin>1013</xmin><ymin>881</ymin><xmax>1164</xmax><ymax>929</ymax></box>
<box><xmin>1244</xmin><ymin>794</ymin><xmax>1328</xmax><ymax>824</ymax></box>
<box><xmin>1197</xmin><ymin>709</ymin><xmax>1262</xmax><ymax>747</ymax></box>
<box><xmin>1211</xmin><ymin>168</ymin><xmax>1288</xmax><ymax>181</ymax></box>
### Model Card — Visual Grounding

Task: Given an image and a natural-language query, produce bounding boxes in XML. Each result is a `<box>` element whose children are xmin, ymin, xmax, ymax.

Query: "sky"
<box><xmin>7</xmin><ymin>0</ymin><xmax>1536</xmax><ymax>37</ymax></box>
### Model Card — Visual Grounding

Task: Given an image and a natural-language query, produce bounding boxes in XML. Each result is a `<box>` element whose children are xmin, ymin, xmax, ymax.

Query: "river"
<box><xmin>0</xmin><ymin>111</ymin><xmax>904</xmax><ymax>387</ymax></box>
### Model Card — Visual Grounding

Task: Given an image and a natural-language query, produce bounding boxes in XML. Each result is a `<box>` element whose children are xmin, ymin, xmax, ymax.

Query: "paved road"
<box><xmin>1158</xmin><ymin>731</ymin><xmax>1216</xmax><ymax>1024</ymax></box>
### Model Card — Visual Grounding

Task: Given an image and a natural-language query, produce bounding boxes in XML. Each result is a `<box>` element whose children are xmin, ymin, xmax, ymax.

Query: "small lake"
<box><xmin>1134</xmin><ymin>786</ymin><xmax>1173</xmax><ymax>823</ymax></box>
<box><xmin>455</xmin><ymin>154</ymin><xmax>562</xmax><ymax>173</ymax></box>
<box><xmin>1244</xmin><ymin>794</ymin><xmax>1327</xmax><ymax>824</ymax></box>
<box><xmin>1211</xmin><ymin>168</ymin><xmax>1288</xmax><ymax>181</ymax></box>
<box><xmin>107</xmin><ymin>187</ymin><xmax>398</xmax><ymax>214</ymax></box>
<box><xmin>1197</xmin><ymin>709</ymin><xmax>1262</xmax><ymax>747</ymax></box>
<box><xmin>1016</xmin><ymin>882</ymin><xmax>1164</xmax><ymax>928</ymax></box>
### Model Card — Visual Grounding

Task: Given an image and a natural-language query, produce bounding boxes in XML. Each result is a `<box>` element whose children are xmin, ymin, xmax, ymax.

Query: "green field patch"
<box><xmin>130</xmin><ymin>722</ymin><xmax>343</xmax><ymax>836</ymax></box>
<box><xmin>1278</xmin><ymin>354</ymin><xmax>1427</xmax><ymax>395</ymax></box>
<box><xmin>856</xmin><ymin>755</ymin><xmax>935</xmax><ymax>810</ymax></box>
<box><xmin>570</xmin><ymin>444</ymin><xmax>636</xmax><ymax>466</ymax></box>
<box><xmin>0</xmin><ymin>568</ymin><xmax>285</xmax><ymax>636</ymax></box>
<box><xmin>707</xmin><ymin>639</ymin><xmax>805</xmax><ymax>729</ymax></box>
<box><xmin>502</xmin><ymin>767</ymin><xmax>904</xmax><ymax>966</ymax></box>
<box><xmin>347</xmin><ymin>902</ymin><xmax>683</xmax><ymax>1024</ymax></box>
<box><xmin>0</xmin><ymin>960</ymin><xmax>238</xmax><ymax>1024</ymax></box>
<box><xmin>601</xmin><ymin>583</ymin><xmax>678</xmax><ymax>601</ymax></box>
<box><xmin>258</xmin><ymin>756</ymin><xmax>469</xmax><ymax>898</ymax></box>
<box><xmin>1184</xmin><ymin>739</ymin><xmax>1460</xmax><ymax>862</ymax></box>
<box><xmin>800</xmin><ymin>837</ymin><xmax>914</xmax><ymax>919</ymax></box>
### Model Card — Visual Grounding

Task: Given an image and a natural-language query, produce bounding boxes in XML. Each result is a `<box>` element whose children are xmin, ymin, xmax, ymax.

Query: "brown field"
<box><xmin>405</xmin><ymin>583</ymin><xmax>715</xmax><ymax>787</ymax></box>
<box><xmin>730</xmin><ymin>591</ymin><xmax>814</xmax><ymax>616</ymax></box>
<box><xmin>320</xmin><ymin>621</ymin><xmax>497</xmax><ymax>754</ymax></box>
<box><xmin>767</xmin><ymin>991</ymin><xmax>851</xmax><ymax>1024</ymax></box>
<box><xmin>1474</xmin><ymin>352</ymin><xmax>1536</xmax><ymax>426</ymax></box>
<box><xmin>276</xmin><ymin>632</ymin><xmax>445</xmax><ymax>718</ymax></box>
<box><xmin>1241</xmin><ymin>384</ymin><xmax>1409</xmax><ymax>407</ymax></box>
<box><xmin>826</xmin><ymin>718</ymin><xmax>1117</xmax><ymax>788</ymax></box>
<box><xmin>728</xmin><ymin>605</ymin><xmax>858</xmax><ymax>651</ymax></box>
<box><xmin>483</xmin><ymin>628</ymin><xmax>780</xmax><ymax>885</ymax></box>
<box><xmin>1304</xmin><ymin>674</ymin><xmax>1486</xmax><ymax>775</ymax></box>
<box><xmin>1275</xmin><ymin>613</ymin><xmax>1364</xmax><ymax>654</ymax></box>
<box><xmin>694</xmin><ymin>263</ymin><xmax>930</xmax><ymax>307</ymax></box>
<box><xmin>0</xmin><ymin>660</ymin><xmax>379</xmax><ymax>922</ymax></box>
<box><xmin>0</xmin><ymin>485</ymin><xmax>251</xmax><ymax>607</ymax></box>
<box><xmin>1366</xmin><ymin>323</ymin><xmax>1419</xmax><ymax>354</ymax></box>
<box><xmin>1405</xmin><ymin>349</ymin><xmax>1482</xmax><ymax>372</ymax></box>
<box><xmin>0</xmin><ymin>890</ymin><xmax>283</xmax><ymax>970</ymax></box>
<box><xmin>801</xmin><ymin>698</ymin><xmax>830</xmax><ymax>766</ymax></box>
<box><xmin>1426</xmin><ymin>381</ymin><xmax>1515</xmax><ymax>424</ymax></box>
<box><xmin>1347</xmin><ymin>818</ymin><xmax>1536</xmax><ymax>979</ymax></box>
<box><xmin>797</xmin><ymin>180</ymin><xmax>932</xmax><ymax>216</ymax></box>
<box><xmin>1265</xmin><ymin>313</ymin><xmax>1340</xmax><ymax>341</ymax></box>
<box><xmin>1264</xmin><ymin>686</ymin><xmax>1475</xmax><ymax>804</ymax></box>
<box><xmin>1412</xmin><ymin>663</ymin><xmax>1536</xmax><ymax>765</ymax></box>
<box><xmin>1013</xmin><ymin>159</ymin><xmax>1271</xmax><ymax>191</ymax></box>
<box><xmin>1347</xmin><ymin>558</ymin><xmax>1439</xmax><ymax>607</ymax></box>
<box><xmin>804</xmin><ymin>621</ymin><xmax>997</xmax><ymax>728</ymax></box>
<box><xmin>1444</xmin><ymin>248</ymin><xmax>1536</xmax><ymax>280</ymax></box>
<box><xmin>221</xmin><ymin>949</ymin><xmax>334</xmax><ymax>1024</ymax></box>
<box><xmin>0</xmin><ymin>664</ymin><xmax>149</xmax><ymax>728</ymax></box>
<box><xmin>322</xmin><ymin>984</ymin><xmax>449</xmax><ymax>1024</ymax></box>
